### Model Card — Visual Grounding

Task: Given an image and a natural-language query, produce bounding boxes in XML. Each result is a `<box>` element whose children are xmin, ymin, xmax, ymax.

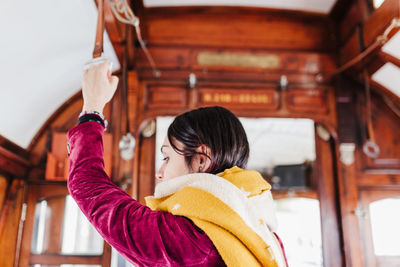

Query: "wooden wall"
<box><xmin>0</xmin><ymin>134</ymin><xmax>29</xmax><ymax>267</ymax></box>
<box><xmin>333</xmin><ymin>0</ymin><xmax>400</xmax><ymax>265</ymax></box>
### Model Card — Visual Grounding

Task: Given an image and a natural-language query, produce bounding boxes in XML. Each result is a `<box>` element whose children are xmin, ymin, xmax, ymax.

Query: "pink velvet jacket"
<box><xmin>67</xmin><ymin>122</ymin><xmax>226</xmax><ymax>267</ymax></box>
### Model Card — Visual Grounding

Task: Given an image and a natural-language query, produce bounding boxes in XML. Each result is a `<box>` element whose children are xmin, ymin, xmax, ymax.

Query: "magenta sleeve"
<box><xmin>67</xmin><ymin>122</ymin><xmax>224</xmax><ymax>266</ymax></box>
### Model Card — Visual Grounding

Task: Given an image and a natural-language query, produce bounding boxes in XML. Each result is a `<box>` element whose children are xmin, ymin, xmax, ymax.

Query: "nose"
<box><xmin>156</xmin><ymin>164</ymin><xmax>164</xmax><ymax>180</ymax></box>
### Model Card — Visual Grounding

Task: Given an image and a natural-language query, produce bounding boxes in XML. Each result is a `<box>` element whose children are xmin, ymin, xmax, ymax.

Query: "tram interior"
<box><xmin>1</xmin><ymin>0</ymin><xmax>400</xmax><ymax>267</ymax></box>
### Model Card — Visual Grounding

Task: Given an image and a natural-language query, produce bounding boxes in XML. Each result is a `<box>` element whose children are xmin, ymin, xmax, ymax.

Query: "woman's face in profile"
<box><xmin>156</xmin><ymin>136</ymin><xmax>191</xmax><ymax>181</ymax></box>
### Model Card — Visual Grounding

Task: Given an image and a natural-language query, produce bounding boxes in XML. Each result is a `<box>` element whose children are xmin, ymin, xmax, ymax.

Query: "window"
<box><xmin>21</xmin><ymin>184</ymin><xmax>111</xmax><ymax>267</ymax></box>
<box><xmin>359</xmin><ymin>190</ymin><xmax>400</xmax><ymax>267</ymax></box>
<box><xmin>373</xmin><ymin>0</ymin><xmax>385</xmax><ymax>9</ymax></box>
<box><xmin>275</xmin><ymin>198</ymin><xmax>323</xmax><ymax>267</ymax></box>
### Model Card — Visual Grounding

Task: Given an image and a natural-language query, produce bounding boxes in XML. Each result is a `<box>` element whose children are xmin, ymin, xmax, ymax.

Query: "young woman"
<box><xmin>68</xmin><ymin>62</ymin><xmax>288</xmax><ymax>266</ymax></box>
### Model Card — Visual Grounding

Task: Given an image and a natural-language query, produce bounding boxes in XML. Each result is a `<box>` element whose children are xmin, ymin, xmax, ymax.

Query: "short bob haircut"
<box><xmin>167</xmin><ymin>106</ymin><xmax>249</xmax><ymax>174</ymax></box>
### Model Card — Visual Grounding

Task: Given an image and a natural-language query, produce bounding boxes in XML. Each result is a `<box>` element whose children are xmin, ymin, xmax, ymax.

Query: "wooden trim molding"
<box><xmin>0</xmin><ymin>135</ymin><xmax>29</xmax><ymax>178</ymax></box>
<box><xmin>29</xmin><ymin>254</ymin><xmax>103</xmax><ymax>265</ymax></box>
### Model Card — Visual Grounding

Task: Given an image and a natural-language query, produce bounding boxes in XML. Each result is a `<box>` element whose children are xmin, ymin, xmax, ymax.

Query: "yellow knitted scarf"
<box><xmin>145</xmin><ymin>166</ymin><xmax>286</xmax><ymax>267</ymax></box>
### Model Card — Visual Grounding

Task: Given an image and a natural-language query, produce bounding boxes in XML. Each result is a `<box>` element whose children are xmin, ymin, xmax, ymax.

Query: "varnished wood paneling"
<box><xmin>358</xmin><ymin>92</ymin><xmax>400</xmax><ymax>171</ymax></box>
<box><xmin>340</xmin><ymin>32</ymin><xmax>361</xmax><ymax>67</ymax></box>
<box><xmin>0</xmin><ymin>176</ymin><xmax>7</xmax><ymax>210</ymax></box>
<box><xmin>335</xmin><ymin>76</ymin><xmax>364</xmax><ymax>267</ymax></box>
<box><xmin>143</xmin><ymin>7</ymin><xmax>333</xmax><ymax>51</ymax></box>
<box><xmin>139</xmin><ymin>69</ymin><xmax>330</xmax><ymax>85</ymax></box>
<box><xmin>0</xmin><ymin>146</ymin><xmax>29</xmax><ymax>178</ymax></box>
<box><xmin>139</xmin><ymin>81</ymin><xmax>337</xmax><ymax>129</ymax></box>
<box><xmin>135</xmin><ymin>48</ymin><xmax>336</xmax><ymax>74</ymax></box>
<box><xmin>358</xmin><ymin>173</ymin><xmax>400</xmax><ymax>187</ymax></box>
<box><xmin>0</xmin><ymin>179</ymin><xmax>25</xmax><ymax>267</ymax></box>
<box><xmin>339</xmin><ymin>2</ymin><xmax>363</xmax><ymax>45</ymax></box>
<box><xmin>146</xmin><ymin>86</ymin><xmax>188</xmax><ymax>109</ymax></box>
<box><xmin>314</xmin><ymin>128</ymin><xmax>344</xmax><ymax>267</ymax></box>
<box><xmin>0</xmin><ymin>136</ymin><xmax>29</xmax><ymax>178</ymax></box>
<box><xmin>287</xmin><ymin>88</ymin><xmax>329</xmax><ymax>113</ymax></box>
<box><xmin>137</xmin><ymin>134</ymin><xmax>155</xmax><ymax>204</ymax></box>
<box><xmin>330</xmin><ymin>0</ymin><xmax>356</xmax><ymax>23</ymax></box>
<box><xmin>336</xmin><ymin>153</ymin><xmax>364</xmax><ymax>267</ymax></box>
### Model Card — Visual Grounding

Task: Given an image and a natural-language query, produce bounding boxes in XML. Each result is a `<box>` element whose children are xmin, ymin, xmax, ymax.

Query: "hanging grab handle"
<box><xmin>84</xmin><ymin>0</ymin><xmax>112</xmax><ymax>71</ymax></box>
<box><xmin>93</xmin><ymin>0</ymin><xmax>105</xmax><ymax>58</ymax></box>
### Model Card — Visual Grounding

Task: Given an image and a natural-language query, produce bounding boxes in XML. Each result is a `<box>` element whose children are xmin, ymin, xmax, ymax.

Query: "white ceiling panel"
<box><xmin>0</xmin><ymin>0</ymin><xmax>120</xmax><ymax>148</ymax></box>
<box><xmin>372</xmin><ymin>63</ymin><xmax>400</xmax><ymax>98</ymax></box>
<box><xmin>382</xmin><ymin>31</ymin><xmax>400</xmax><ymax>59</ymax></box>
<box><xmin>144</xmin><ymin>0</ymin><xmax>338</xmax><ymax>14</ymax></box>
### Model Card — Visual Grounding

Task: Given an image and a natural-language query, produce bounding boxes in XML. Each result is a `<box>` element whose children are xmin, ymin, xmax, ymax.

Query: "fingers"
<box><xmin>84</xmin><ymin>60</ymin><xmax>111</xmax><ymax>75</ymax></box>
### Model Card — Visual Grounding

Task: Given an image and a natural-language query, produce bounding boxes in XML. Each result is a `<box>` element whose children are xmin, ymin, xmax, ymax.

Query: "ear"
<box><xmin>193</xmin><ymin>144</ymin><xmax>212</xmax><ymax>172</ymax></box>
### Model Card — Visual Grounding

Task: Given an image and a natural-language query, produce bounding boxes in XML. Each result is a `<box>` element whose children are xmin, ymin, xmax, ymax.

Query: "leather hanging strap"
<box><xmin>363</xmin><ymin>69</ymin><xmax>375</xmax><ymax>142</ymax></box>
<box><xmin>362</xmin><ymin>68</ymin><xmax>380</xmax><ymax>158</ymax></box>
<box><xmin>93</xmin><ymin>0</ymin><xmax>105</xmax><ymax>58</ymax></box>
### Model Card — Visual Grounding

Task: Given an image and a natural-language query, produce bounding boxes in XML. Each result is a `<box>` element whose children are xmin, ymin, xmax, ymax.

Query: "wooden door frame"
<box><xmin>18</xmin><ymin>183</ymin><xmax>111</xmax><ymax>267</ymax></box>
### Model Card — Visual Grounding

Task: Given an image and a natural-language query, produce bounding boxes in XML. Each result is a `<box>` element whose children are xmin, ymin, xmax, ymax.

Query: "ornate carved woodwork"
<box><xmin>138</xmin><ymin>81</ymin><xmax>337</xmax><ymax>130</ymax></box>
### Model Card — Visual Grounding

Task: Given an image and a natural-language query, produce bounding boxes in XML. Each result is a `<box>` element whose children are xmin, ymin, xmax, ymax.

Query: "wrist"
<box><xmin>82</xmin><ymin>104</ymin><xmax>104</xmax><ymax>114</ymax></box>
<box><xmin>78</xmin><ymin>111</ymin><xmax>108</xmax><ymax>129</ymax></box>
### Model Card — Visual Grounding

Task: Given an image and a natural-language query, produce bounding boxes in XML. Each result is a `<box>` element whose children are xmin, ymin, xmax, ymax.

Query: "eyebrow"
<box><xmin>160</xmin><ymin>145</ymin><xmax>168</xmax><ymax>153</ymax></box>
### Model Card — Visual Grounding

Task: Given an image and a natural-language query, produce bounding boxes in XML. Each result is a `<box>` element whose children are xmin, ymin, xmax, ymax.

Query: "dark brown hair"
<box><xmin>167</xmin><ymin>106</ymin><xmax>249</xmax><ymax>174</ymax></box>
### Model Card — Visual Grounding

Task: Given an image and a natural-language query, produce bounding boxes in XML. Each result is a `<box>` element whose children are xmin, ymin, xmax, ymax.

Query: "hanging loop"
<box><xmin>363</xmin><ymin>140</ymin><xmax>380</xmax><ymax>158</ymax></box>
<box><xmin>108</xmin><ymin>0</ymin><xmax>160</xmax><ymax>77</ymax></box>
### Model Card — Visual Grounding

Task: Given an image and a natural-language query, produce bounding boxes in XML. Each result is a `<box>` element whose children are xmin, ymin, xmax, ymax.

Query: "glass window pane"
<box><xmin>373</xmin><ymin>0</ymin><xmax>385</xmax><ymax>8</ymax></box>
<box><xmin>61</xmin><ymin>195</ymin><xmax>104</xmax><ymax>255</ymax></box>
<box><xmin>111</xmin><ymin>248</ymin><xmax>137</xmax><ymax>267</ymax></box>
<box><xmin>31</xmin><ymin>200</ymin><xmax>48</xmax><ymax>254</ymax></box>
<box><xmin>30</xmin><ymin>265</ymin><xmax>101</xmax><ymax>267</ymax></box>
<box><xmin>31</xmin><ymin>195</ymin><xmax>104</xmax><ymax>255</ymax></box>
<box><xmin>369</xmin><ymin>198</ymin><xmax>400</xmax><ymax>256</ymax></box>
<box><xmin>275</xmin><ymin>198</ymin><xmax>323</xmax><ymax>267</ymax></box>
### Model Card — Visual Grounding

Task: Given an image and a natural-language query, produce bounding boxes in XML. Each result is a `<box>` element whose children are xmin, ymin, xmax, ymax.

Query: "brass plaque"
<box><xmin>199</xmin><ymin>88</ymin><xmax>279</xmax><ymax>110</ymax></box>
<box><xmin>197</xmin><ymin>52</ymin><xmax>280</xmax><ymax>68</ymax></box>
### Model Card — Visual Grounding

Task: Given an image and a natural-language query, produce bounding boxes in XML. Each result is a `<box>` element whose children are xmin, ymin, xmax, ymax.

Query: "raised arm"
<box><xmin>67</xmin><ymin>63</ymin><xmax>220</xmax><ymax>266</ymax></box>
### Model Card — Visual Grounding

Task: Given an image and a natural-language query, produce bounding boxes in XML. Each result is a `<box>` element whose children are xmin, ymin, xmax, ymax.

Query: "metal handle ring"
<box><xmin>363</xmin><ymin>140</ymin><xmax>380</xmax><ymax>158</ymax></box>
